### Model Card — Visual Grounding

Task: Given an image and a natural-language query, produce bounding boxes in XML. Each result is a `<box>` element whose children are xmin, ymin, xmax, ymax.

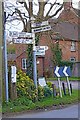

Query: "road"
<box><xmin>49</xmin><ymin>80</ymin><xmax>79</xmax><ymax>89</ymax></box>
<box><xmin>7</xmin><ymin>104</ymin><xmax>79</xmax><ymax>118</ymax></box>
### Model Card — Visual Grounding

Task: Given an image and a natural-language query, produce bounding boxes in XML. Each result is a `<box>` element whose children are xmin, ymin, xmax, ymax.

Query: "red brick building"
<box><xmin>8</xmin><ymin>0</ymin><xmax>80</xmax><ymax>77</ymax></box>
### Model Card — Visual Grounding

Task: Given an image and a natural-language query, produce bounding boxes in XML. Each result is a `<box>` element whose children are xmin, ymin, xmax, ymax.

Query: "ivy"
<box><xmin>51</xmin><ymin>42</ymin><xmax>62</xmax><ymax>67</ymax></box>
<box><xmin>26</xmin><ymin>35</ymin><xmax>40</xmax><ymax>79</ymax></box>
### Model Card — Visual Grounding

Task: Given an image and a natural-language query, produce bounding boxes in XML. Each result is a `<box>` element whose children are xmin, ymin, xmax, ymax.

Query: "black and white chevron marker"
<box><xmin>54</xmin><ymin>66</ymin><xmax>71</xmax><ymax>77</ymax></box>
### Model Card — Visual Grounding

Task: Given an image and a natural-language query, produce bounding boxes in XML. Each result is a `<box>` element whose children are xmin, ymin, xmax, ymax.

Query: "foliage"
<box><xmin>2</xmin><ymin>90</ymin><xmax>79</xmax><ymax>113</ymax></box>
<box><xmin>26</xmin><ymin>44</ymin><xmax>33</xmax><ymax>79</ymax></box>
<box><xmin>59</xmin><ymin>61</ymin><xmax>73</xmax><ymax>70</ymax></box>
<box><xmin>26</xmin><ymin>35</ymin><xmax>40</xmax><ymax>79</ymax></box>
<box><xmin>50</xmin><ymin>42</ymin><xmax>62</xmax><ymax>67</ymax></box>
<box><xmin>38</xmin><ymin>86</ymin><xmax>44</xmax><ymax>101</ymax></box>
<box><xmin>47</xmin><ymin>81</ymin><xmax>52</xmax><ymax>88</ymax></box>
<box><xmin>16</xmin><ymin>70</ymin><xmax>38</xmax><ymax>102</ymax></box>
<box><xmin>43</xmin><ymin>86</ymin><xmax>52</xmax><ymax>97</ymax></box>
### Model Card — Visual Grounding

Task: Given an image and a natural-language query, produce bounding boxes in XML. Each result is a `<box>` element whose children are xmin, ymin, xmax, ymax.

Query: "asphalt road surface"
<box><xmin>49</xmin><ymin>81</ymin><xmax>79</xmax><ymax>89</ymax></box>
<box><xmin>8</xmin><ymin>104</ymin><xmax>79</xmax><ymax>118</ymax></box>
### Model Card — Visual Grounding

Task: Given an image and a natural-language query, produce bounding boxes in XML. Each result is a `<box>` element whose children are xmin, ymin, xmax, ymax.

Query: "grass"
<box><xmin>2</xmin><ymin>90</ymin><xmax>79</xmax><ymax>113</ymax></box>
<box><xmin>47</xmin><ymin>77</ymin><xmax>80</xmax><ymax>81</ymax></box>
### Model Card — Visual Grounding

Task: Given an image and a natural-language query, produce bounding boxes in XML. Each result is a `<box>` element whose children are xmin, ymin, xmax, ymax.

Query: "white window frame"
<box><xmin>71</xmin><ymin>41</ymin><xmax>76</xmax><ymax>51</ymax></box>
<box><xmin>70</xmin><ymin>57</ymin><xmax>76</xmax><ymax>62</ymax></box>
<box><xmin>22</xmin><ymin>58</ymin><xmax>27</xmax><ymax>69</ymax></box>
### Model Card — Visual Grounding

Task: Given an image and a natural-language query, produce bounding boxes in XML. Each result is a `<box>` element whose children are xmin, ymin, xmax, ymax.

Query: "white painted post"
<box><xmin>58</xmin><ymin>77</ymin><xmax>62</xmax><ymax>98</ymax></box>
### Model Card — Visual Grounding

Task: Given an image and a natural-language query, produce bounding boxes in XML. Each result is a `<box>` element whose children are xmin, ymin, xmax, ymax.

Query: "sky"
<box><xmin>5</xmin><ymin>0</ymin><xmax>80</xmax><ymax>34</ymax></box>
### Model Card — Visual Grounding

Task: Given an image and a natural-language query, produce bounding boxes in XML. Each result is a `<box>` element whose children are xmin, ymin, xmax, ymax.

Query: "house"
<box><xmin>8</xmin><ymin>44</ymin><xmax>27</xmax><ymax>73</ymax></box>
<box><xmin>7</xmin><ymin>0</ymin><xmax>80</xmax><ymax>77</ymax></box>
<box><xmin>36</xmin><ymin>0</ymin><xmax>80</xmax><ymax>77</ymax></box>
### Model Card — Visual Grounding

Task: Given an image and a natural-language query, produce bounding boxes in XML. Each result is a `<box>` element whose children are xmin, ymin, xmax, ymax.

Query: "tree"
<box><xmin>4</xmin><ymin>0</ymin><xmax>63</xmax><ymax>78</ymax></box>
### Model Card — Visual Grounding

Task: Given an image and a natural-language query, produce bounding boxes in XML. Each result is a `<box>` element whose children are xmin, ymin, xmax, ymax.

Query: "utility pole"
<box><xmin>0</xmin><ymin>1</ymin><xmax>3</xmax><ymax>104</ymax></box>
<box><xmin>3</xmin><ymin>10</ymin><xmax>9</xmax><ymax>102</ymax></box>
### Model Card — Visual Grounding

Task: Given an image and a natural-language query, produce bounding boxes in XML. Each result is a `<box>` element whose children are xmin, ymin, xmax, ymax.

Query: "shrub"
<box><xmin>47</xmin><ymin>81</ymin><xmax>52</xmax><ymax>88</ymax></box>
<box><xmin>38</xmin><ymin>86</ymin><xmax>44</xmax><ymax>101</ymax></box>
<box><xmin>43</xmin><ymin>86</ymin><xmax>52</xmax><ymax>97</ymax></box>
<box><xmin>17</xmin><ymin>70</ymin><xmax>37</xmax><ymax>102</ymax></box>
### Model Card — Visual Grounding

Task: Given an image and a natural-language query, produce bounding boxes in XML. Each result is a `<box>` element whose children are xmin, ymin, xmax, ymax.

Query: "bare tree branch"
<box><xmin>45</xmin><ymin>4</ymin><xmax>63</xmax><ymax>20</ymax></box>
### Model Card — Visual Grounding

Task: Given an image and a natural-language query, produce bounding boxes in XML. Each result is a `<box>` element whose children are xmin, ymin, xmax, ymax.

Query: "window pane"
<box><xmin>22</xmin><ymin>59</ymin><xmax>27</xmax><ymax>69</ymax></box>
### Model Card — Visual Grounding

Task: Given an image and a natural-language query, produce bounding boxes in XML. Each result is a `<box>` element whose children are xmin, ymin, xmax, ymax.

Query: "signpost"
<box><xmin>11</xmin><ymin>66</ymin><xmax>17</xmax><ymax>100</ymax></box>
<box><xmin>9</xmin><ymin>31</ymin><xmax>32</xmax><ymax>38</ymax></box>
<box><xmin>11</xmin><ymin>66</ymin><xmax>16</xmax><ymax>83</ymax></box>
<box><xmin>9</xmin><ymin>19</ymin><xmax>51</xmax><ymax>89</ymax></box>
<box><xmin>54</xmin><ymin>66</ymin><xmax>72</xmax><ymax>97</ymax></box>
<box><xmin>33</xmin><ymin>25</ymin><xmax>51</xmax><ymax>33</ymax></box>
<box><xmin>31</xmin><ymin>18</ymin><xmax>51</xmax><ymax>88</ymax></box>
<box><xmin>13</xmin><ymin>38</ymin><xmax>33</xmax><ymax>44</ymax></box>
<box><xmin>35</xmin><ymin>46</ymin><xmax>48</xmax><ymax>56</ymax></box>
<box><xmin>31</xmin><ymin>21</ymin><xmax>49</xmax><ymax>28</ymax></box>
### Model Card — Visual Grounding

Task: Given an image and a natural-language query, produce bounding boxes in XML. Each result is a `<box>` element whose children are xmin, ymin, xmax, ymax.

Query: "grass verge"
<box><xmin>47</xmin><ymin>77</ymin><xmax>80</xmax><ymax>81</ymax></box>
<box><xmin>2</xmin><ymin>90</ymin><xmax>79</xmax><ymax>113</ymax></box>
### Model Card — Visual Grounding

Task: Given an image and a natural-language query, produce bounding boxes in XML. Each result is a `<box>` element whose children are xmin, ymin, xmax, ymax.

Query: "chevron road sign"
<box><xmin>54</xmin><ymin>66</ymin><xmax>71</xmax><ymax>77</ymax></box>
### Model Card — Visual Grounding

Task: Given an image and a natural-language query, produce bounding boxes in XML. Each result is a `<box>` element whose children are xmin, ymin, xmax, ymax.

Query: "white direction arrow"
<box><xmin>54</xmin><ymin>66</ymin><xmax>60</xmax><ymax>77</ymax></box>
<box><xmin>63</xmin><ymin>66</ymin><xmax>69</xmax><ymax>76</ymax></box>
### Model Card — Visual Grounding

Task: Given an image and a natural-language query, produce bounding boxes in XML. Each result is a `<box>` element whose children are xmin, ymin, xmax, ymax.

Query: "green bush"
<box><xmin>47</xmin><ymin>81</ymin><xmax>52</xmax><ymax>88</ymax></box>
<box><xmin>13</xmin><ymin>97</ymin><xmax>34</xmax><ymax>106</ymax></box>
<box><xmin>59</xmin><ymin>61</ymin><xmax>73</xmax><ymax>70</ymax></box>
<box><xmin>43</xmin><ymin>86</ymin><xmax>52</xmax><ymax>97</ymax></box>
<box><xmin>38</xmin><ymin>86</ymin><xmax>44</xmax><ymax>101</ymax></box>
<box><xmin>17</xmin><ymin>70</ymin><xmax>37</xmax><ymax>102</ymax></box>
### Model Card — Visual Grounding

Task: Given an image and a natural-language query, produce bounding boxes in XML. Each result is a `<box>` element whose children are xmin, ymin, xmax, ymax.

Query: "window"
<box><xmin>70</xmin><ymin>57</ymin><xmax>76</xmax><ymax>62</ymax></box>
<box><xmin>71</xmin><ymin>41</ymin><xmax>76</xmax><ymax>51</ymax></box>
<box><xmin>22</xmin><ymin>59</ymin><xmax>27</xmax><ymax>69</ymax></box>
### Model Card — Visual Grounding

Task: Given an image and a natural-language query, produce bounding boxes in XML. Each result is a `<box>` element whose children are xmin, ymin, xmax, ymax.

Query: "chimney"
<box><xmin>63</xmin><ymin>0</ymin><xmax>72</xmax><ymax>10</ymax></box>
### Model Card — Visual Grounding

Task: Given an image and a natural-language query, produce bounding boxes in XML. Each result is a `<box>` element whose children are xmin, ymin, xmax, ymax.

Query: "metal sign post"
<box><xmin>4</xmin><ymin>11</ymin><xmax>9</xmax><ymax>102</ymax></box>
<box><xmin>31</xmin><ymin>22</ymin><xmax>37</xmax><ymax>88</ymax></box>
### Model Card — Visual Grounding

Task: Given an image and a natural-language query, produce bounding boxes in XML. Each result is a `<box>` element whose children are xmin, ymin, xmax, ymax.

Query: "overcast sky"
<box><xmin>5</xmin><ymin>0</ymin><xmax>80</xmax><ymax>33</ymax></box>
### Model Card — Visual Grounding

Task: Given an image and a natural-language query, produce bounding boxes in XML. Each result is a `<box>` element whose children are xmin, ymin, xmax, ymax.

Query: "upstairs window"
<box><xmin>22</xmin><ymin>58</ymin><xmax>27</xmax><ymax>69</ymax></box>
<box><xmin>71</xmin><ymin>41</ymin><xmax>76</xmax><ymax>51</ymax></box>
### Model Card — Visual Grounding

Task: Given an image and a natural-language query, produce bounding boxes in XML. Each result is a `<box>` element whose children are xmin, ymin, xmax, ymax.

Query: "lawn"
<box><xmin>47</xmin><ymin>77</ymin><xmax>80</xmax><ymax>81</ymax></box>
<box><xmin>2</xmin><ymin>90</ymin><xmax>79</xmax><ymax>113</ymax></box>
